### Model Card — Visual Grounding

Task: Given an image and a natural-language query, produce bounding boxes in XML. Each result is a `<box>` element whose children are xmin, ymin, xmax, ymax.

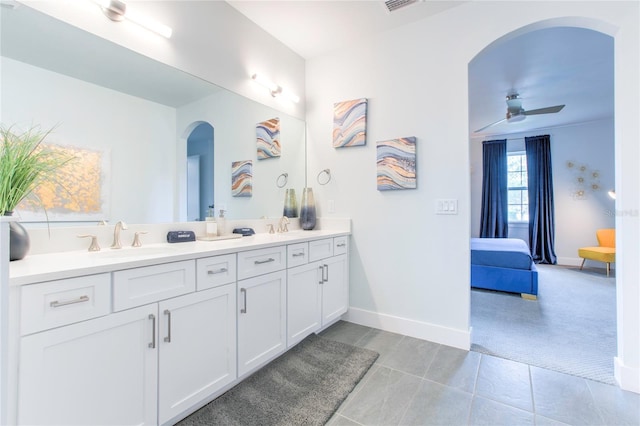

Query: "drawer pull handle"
<box><xmin>337</xmin><ymin>243</ymin><xmax>346</xmax><ymax>247</ymax></box>
<box><xmin>164</xmin><ymin>309</ymin><xmax>172</xmax><ymax>343</ymax></box>
<box><xmin>240</xmin><ymin>288</ymin><xmax>247</xmax><ymax>313</ymax></box>
<box><xmin>50</xmin><ymin>295</ymin><xmax>90</xmax><ymax>308</ymax></box>
<box><xmin>149</xmin><ymin>314</ymin><xmax>156</xmax><ymax>349</ymax></box>
<box><xmin>292</xmin><ymin>253</ymin><xmax>305</xmax><ymax>257</ymax></box>
<box><xmin>254</xmin><ymin>257</ymin><xmax>275</xmax><ymax>265</ymax></box>
<box><xmin>208</xmin><ymin>268</ymin><xmax>228</xmax><ymax>275</ymax></box>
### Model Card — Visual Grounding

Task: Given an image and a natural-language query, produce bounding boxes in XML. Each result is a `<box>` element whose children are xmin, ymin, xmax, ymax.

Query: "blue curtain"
<box><xmin>480</xmin><ymin>139</ymin><xmax>508</xmax><ymax>238</ymax></box>
<box><xmin>526</xmin><ymin>135</ymin><xmax>557</xmax><ymax>264</ymax></box>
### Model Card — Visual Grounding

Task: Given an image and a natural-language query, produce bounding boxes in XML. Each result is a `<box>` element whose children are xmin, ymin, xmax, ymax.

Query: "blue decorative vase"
<box><xmin>6</xmin><ymin>212</ymin><xmax>30</xmax><ymax>261</ymax></box>
<box><xmin>300</xmin><ymin>187</ymin><xmax>316</xmax><ymax>230</ymax></box>
<box><xmin>283</xmin><ymin>188</ymin><xmax>298</xmax><ymax>218</ymax></box>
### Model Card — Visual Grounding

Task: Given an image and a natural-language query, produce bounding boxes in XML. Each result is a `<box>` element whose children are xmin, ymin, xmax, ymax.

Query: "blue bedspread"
<box><xmin>471</xmin><ymin>238</ymin><xmax>533</xmax><ymax>270</ymax></box>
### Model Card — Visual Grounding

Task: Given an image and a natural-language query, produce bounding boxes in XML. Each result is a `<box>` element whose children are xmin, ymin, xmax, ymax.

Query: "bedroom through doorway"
<box><xmin>467</xmin><ymin>23</ymin><xmax>616</xmax><ymax>385</ymax></box>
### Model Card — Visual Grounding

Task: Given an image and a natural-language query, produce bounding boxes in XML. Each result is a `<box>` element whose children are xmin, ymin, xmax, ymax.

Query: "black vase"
<box><xmin>300</xmin><ymin>187</ymin><xmax>316</xmax><ymax>230</ymax></box>
<box><xmin>5</xmin><ymin>212</ymin><xmax>30</xmax><ymax>261</ymax></box>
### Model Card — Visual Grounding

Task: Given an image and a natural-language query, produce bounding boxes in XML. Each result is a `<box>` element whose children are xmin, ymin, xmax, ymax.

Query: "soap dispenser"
<box><xmin>205</xmin><ymin>205</ymin><xmax>218</xmax><ymax>237</ymax></box>
<box><xmin>217</xmin><ymin>209</ymin><xmax>227</xmax><ymax>236</ymax></box>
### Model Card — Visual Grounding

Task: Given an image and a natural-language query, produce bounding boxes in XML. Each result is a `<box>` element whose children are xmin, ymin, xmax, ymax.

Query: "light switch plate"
<box><xmin>436</xmin><ymin>199</ymin><xmax>458</xmax><ymax>215</ymax></box>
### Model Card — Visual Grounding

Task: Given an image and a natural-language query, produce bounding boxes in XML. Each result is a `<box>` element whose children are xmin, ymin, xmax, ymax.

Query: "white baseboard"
<box><xmin>557</xmin><ymin>257</ymin><xmax>583</xmax><ymax>267</ymax></box>
<box><xmin>615</xmin><ymin>357</ymin><xmax>640</xmax><ymax>394</ymax></box>
<box><xmin>344</xmin><ymin>307</ymin><xmax>471</xmax><ymax>350</ymax></box>
<box><xmin>557</xmin><ymin>256</ymin><xmax>616</xmax><ymax>270</ymax></box>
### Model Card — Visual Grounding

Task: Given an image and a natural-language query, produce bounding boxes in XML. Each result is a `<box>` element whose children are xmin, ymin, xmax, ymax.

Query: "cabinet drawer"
<box><xmin>287</xmin><ymin>242</ymin><xmax>309</xmax><ymax>268</ymax></box>
<box><xmin>21</xmin><ymin>273</ymin><xmax>111</xmax><ymax>335</ymax></box>
<box><xmin>309</xmin><ymin>238</ymin><xmax>334</xmax><ymax>262</ymax></box>
<box><xmin>113</xmin><ymin>260</ymin><xmax>196</xmax><ymax>311</ymax></box>
<box><xmin>196</xmin><ymin>254</ymin><xmax>237</xmax><ymax>290</ymax></box>
<box><xmin>334</xmin><ymin>236</ymin><xmax>349</xmax><ymax>255</ymax></box>
<box><xmin>237</xmin><ymin>246</ymin><xmax>286</xmax><ymax>280</ymax></box>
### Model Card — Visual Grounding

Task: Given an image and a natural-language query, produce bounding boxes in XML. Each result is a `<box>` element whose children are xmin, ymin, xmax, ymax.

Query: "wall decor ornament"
<box><xmin>256</xmin><ymin>117</ymin><xmax>281</xmax><ymax>160</ymax></box>
<box><xmin>231</xmin><ymin>160</ymin><xmax>252</xmax><ymax>197</ymax></box>
<box><xmin>16</xmin><ymin>145</ymin><xmax>110</xmax><ymax>222</ymax></box>
<box><xmin>376</xmin><ymin>136</ymin><xmax>417</xmax><ymax>191</ymax></box>
<box><xmin>333</xmin><ymin>98</ymin><xmax>367</xmax><ymax>148</ymax></box>
<box><xmin>567</xmin><ymin>160</ymin><xmax>602</xmax><ymax>200</ymax></box>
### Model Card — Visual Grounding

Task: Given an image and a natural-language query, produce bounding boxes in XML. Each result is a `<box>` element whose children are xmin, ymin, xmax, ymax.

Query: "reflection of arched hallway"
<box><xmin>179</xmin><ymin>121</ymin><xmax>214</xmax><ymax>222</ymax></box>
<box><xmin>186</xmin><ymin>122</ymin><xmax>215</xmax><ymax>221</ymax></box>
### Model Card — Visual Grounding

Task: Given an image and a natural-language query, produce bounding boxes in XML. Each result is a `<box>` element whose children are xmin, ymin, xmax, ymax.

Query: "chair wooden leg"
<box><xmin>580</xmin><ymin>258</ymin><xmax>586</xmax><ymax>270</ymax></box>
<box><xmin>606</xmin><ymin>263</ymin><xmax>610</xmax><ymax>277</ymax></box>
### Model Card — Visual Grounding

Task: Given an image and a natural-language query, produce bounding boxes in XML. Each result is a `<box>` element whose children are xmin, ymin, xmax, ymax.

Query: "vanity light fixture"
<box><xmin>251</xmin><ymin>73</ymin><xmax>300</xmax><ymax>103</ymax></box>
<box><xmin>96</xmin><ymin>0</ymin><xmax>173</xmax><ymax>38</ymax></box>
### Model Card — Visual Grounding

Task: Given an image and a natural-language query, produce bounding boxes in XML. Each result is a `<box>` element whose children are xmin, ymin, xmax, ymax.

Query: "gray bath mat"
<box><xmin>177</xmin><ymin>333</ymin><xmax>379</xmax><ymax>426</ymax></box>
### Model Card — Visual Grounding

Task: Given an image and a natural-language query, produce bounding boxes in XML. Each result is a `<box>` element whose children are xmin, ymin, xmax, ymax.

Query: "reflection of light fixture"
<box><xmin>95</xmin><ymin>0</ymin><xmax>173</xmax><ymax>38</ymax></box>
<box><xmin>251</xmin><ymin>73</ymin><xmax>300</xmax><ymax>103</ymax></box>
<box><xmin>608</xmin><ymin>190</ymin><xmax>616</xmax><ymax>199</ymax></box>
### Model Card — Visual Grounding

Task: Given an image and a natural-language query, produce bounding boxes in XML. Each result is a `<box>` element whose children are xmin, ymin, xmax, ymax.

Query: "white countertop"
<box><xmin>10</xmin><ymin>229</ymin><xmax>349</xmax><ymax>286</ymax></box>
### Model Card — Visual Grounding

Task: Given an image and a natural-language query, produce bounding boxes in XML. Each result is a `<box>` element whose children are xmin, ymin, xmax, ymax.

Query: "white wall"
<box><xmin>470</xmin><ymin>119</ymin><xmax>616</xmax><ymax>265</ymax></box>
<box><xmin>305</xmin><ymin>1</ymin><xmax>639</xmax><ymax>391</ymax></box>
<box><xmin>1</xmin><ymin>57</ymin><xmax>176</xmax><ymax>224</ymax></box>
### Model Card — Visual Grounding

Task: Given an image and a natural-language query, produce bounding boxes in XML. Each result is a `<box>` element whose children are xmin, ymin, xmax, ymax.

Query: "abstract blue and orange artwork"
<box><xmin>257</xmin><ymin>117</ymin><xmax>281</xmax><ymax>159</ymax></box>
<box><xmin>333</xmin><ymin>98</ymin><xmax>367</xmax><ymax>148</ymax></box>
<box><xmin>376</xmin><ymin>137</ymin><xmax>417</xmax><ymax>191</ymax></box>
<box><xmin>231</xmin><ymin>160</ymin><xmax>252</xmax><ymax>197</ymax></box>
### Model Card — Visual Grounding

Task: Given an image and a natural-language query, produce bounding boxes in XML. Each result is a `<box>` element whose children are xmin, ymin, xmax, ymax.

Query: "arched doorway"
<box><xmin>468</xmin><ymin>23</ymin><xmax>616</xmax><ymax>383</ymax></box>
<box><xmin>186</xmin><ymin>122</ymin><xmax>214</xmax><ymax>221</ymax></box>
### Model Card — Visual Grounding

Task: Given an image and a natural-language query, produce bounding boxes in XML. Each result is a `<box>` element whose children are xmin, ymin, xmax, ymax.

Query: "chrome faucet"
<box><xmin>111</xmin><ymin>221</ymin><xmax>128</xmax><ymax>249</ymax></box>
<box><xmin>277</xmin><ymin>216</ymin><xmax>290</xmax><ymax>233</ymax></box>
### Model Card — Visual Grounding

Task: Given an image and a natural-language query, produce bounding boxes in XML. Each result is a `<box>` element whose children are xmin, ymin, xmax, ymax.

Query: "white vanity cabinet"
<box><xmin>11</xmin><ymin>230</ymin><xmax>350</xmax><ymax>425</ymax></box>
<box><xmin>18</xmin><ymin>303</ymin><xmax>159</xmax><ymax>425</ymax></box>
<box><xmin>113</xmin><ymin>259</ymin><xmax>237</xmax><ymax>425</ymax></box>
<box><xmin>158</xmin><ymin>285</ymin><xmax>236</xmax><ymax>425</ymax></box>
<box><xmin>17</xmin><ymin>259</ymin><xmax>237</xmax><ymax>426</ymax></box>
<box><xmin>236</xmin><ymin>246</ymin><xmax>287</xmax><ymax>378</ymax></box>
<box><xmin>287</xmin><ymin>237</ymin><xmax>349</xmax><ymax>347</ymax></box>
<box><xmin>287</xmin><ymin>243</ymin><xmax>322</xmax><ymax>347</ymax></box>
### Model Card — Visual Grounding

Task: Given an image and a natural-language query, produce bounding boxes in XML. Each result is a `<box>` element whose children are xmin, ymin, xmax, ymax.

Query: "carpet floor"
<box><xmin>471</xmin><ymin>264</ymin><xmax>616</xmax><ymax>385</ymax></box>
<box><xmin>176</xmin><ymin>333</ymin><xmax>379</xmax><ymax>426</ymax></box>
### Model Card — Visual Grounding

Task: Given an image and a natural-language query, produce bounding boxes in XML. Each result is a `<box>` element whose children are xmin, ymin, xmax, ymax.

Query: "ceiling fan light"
<box><xmin>506</xmin><ymin>98</ymin><xmax>522</xmax><ymax>109</ymax></box>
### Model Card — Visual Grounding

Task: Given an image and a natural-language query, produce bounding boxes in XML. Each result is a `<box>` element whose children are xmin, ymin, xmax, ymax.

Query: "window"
<box><xmin>507</xmin><ymin>152</ymin><xmax>529</xmax><ymax>222</ymax></box>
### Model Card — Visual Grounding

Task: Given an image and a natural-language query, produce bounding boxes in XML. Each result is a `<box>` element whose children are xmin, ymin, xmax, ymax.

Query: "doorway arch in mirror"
<box><xmin>186</xmin><ymin>122</ymin><xmax>214</xmax><ymax>222</ymax></box>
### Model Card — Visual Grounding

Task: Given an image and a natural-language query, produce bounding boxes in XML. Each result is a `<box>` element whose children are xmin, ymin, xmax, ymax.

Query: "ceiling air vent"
<box><xmin>383</xmin><ymin>0</ymin><xmax>419</xmax><ymax>13</ymax></box>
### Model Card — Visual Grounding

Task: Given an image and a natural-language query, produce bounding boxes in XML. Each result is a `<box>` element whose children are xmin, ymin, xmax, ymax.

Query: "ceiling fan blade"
<box><xmin>524</xmin><ymin>104</ymin><xmax>565</xmax><ymax>115</ymax></box>
<box><xmin>474</xmin><ymin>117</ymin><xmax>507</xmax><ymax>133</ymax></box>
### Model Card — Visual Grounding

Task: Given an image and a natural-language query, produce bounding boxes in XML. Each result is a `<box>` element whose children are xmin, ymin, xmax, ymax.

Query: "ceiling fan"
<box><xmin>474</xmin><ymin>92</ymin><xmax>565</xmax><ymax>133</ymax></box>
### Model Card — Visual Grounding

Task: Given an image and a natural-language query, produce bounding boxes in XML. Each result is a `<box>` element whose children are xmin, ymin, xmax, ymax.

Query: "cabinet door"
<box><xmin>321</xmin><ymin>254</ymin><xmax>349</xmax><ymax>326</ymax></box>
<box><xmin>237</xmin><ymin>270</ymin><xmax>286</xmax><ymax>378</ymax></box>
<box><xmin>18</xmin><ymin>304</ymin><xmax>158</xmax><ymax>426</ymax></box>
<box><xmin>158</xmin><ymin>285</ymin><xmax>237</xmax><ymax>425</ymax></box>
<box><xmin>287</xmin><ymin>262</ymin><xmax>322</xmax><ymax>347</ymax></box>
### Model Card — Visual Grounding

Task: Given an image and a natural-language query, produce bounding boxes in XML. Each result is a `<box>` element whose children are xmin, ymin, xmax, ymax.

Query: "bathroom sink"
<box><xmin>91</xmin><ymin>246</ymin><xmax>178</xmax><ymax>259</ymax></box>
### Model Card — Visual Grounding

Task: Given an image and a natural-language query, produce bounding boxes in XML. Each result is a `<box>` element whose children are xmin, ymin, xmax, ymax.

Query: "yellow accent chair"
<box><xmin>578</xmin><ymin>229</ymin><xmax>616</xmax><ymax>277</ymax></box>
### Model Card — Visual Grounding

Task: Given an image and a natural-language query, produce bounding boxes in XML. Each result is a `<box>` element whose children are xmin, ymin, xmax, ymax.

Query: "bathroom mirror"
<box><xmin>0</xmin><ymin>4</ymin><xmax>306</xmax><ymax>224</ymax></box>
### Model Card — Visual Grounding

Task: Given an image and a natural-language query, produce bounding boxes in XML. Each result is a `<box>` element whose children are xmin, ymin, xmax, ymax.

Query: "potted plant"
<box><xmin>0</xmin><ymin>125</ymin><xmax>75</xmax><ymax>260</ymax></box>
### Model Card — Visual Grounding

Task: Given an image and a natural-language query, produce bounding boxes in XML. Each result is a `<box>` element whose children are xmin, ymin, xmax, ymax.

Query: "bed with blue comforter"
<box><xmin>471</xmin><ymin>237</ymin><xmax>538</xmax><ymax>299</ymax></box>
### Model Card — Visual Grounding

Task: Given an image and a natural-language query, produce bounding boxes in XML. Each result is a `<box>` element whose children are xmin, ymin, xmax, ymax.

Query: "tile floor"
<box><xmin>321</xmin><ymin>321</ymin><xmax>640</xmax><ymax>426</ymax></box>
